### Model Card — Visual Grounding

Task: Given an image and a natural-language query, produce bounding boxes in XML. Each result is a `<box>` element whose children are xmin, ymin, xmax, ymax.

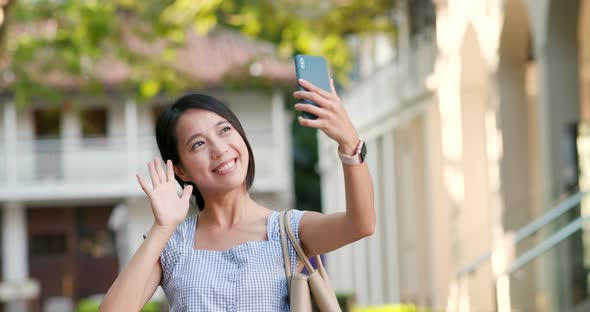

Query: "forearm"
<box><xmin>100</xmin><ymin>223</ymin><xmax>173</xmax><ymax>311</ymax></box>
<box><xmin>342</xmin><ymin>162</ymin><xmax>376</xmax><ymax>237</ymax></box>
<box><xmin>294</xmin><ymin>77</ymin><xmax>376</xmax><ymax>249</ymax></box>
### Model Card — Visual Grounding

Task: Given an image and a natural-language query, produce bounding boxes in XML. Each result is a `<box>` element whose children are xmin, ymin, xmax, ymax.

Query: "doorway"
<box><xmin>27</xmin><ymin>206</ymin><xmax>118</xmax><ymax>310</ymax></box>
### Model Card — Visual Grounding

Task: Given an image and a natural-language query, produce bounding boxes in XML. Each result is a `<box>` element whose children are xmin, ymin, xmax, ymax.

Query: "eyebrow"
<box><xmin>184</xmin><ymin>120</ymin><xmax>230</xmax><ymax>146</ymax></box>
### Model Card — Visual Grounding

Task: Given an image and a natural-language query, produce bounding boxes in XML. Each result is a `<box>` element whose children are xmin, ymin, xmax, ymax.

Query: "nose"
<box><xmin>210</xmin><ymin>139</ymin><xmax>228</xmax><ymax>159</ymax></box>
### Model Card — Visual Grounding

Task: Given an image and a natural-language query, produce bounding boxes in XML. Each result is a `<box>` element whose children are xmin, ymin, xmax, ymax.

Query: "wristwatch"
<box><xmin>338</xmin><ymin>139</ymin><xmax>367</xmax><ymax>165</ymax></box>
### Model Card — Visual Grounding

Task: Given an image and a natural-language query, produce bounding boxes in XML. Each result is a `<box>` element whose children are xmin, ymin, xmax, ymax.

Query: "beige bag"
<box><xmin>279</xmin><ymin>210</ymin><xmax>342</xmax><ymax>312</ymax></box>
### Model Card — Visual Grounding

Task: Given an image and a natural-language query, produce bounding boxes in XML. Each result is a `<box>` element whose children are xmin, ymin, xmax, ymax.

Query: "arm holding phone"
<box><xmin>293</xmin><ymin>67</ymin><xmax>376</xmax><ymax>257</ymax></box>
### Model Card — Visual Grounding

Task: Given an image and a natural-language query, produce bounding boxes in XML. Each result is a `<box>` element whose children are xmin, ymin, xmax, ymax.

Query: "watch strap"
<box><xmin>338</xmin><ymin>140</ymin><xmax>365</xmax><ymax>165</ymax></box>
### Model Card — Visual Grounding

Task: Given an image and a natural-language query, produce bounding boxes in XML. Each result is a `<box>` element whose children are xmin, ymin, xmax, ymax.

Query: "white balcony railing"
<box><xmin>404</xmin><ymin>28</ymin><xmax>437</xmax><ymax>99</ymax></box>
<box><xmin>0</xmin><ymin>132</ymin><xmax>287</xmax><ymax>201</ymax></box>
<box><xmin>6</xmin><ymin>137</ymin><xmax>151</xmax><ymax>184</ymax></box>
<box><xmin>342</xmin><ymin>28</ymin><xmax>436</xmax><ymax>133</ymax></box>
<box><xmin>27</xmin><ymin>137</ymin><xmax>130</xmax><ymax>183</ymax></box>
<box><xmin>343</xmin><ymin>63</ymin><xmax>399</xmax><ymax>132</ymax></box>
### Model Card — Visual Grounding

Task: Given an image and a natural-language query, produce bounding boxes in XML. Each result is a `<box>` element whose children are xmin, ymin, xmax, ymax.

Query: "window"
<box><xmin>34</xmin><ymin>108</ymin><xmax>61</xmax><ymax>139</ymax></box>
<box><xmin>408</xmin><ymin>0</ymin><xmax>436</xmax><ymax>38</ymax></box>
<box><xmin>80</xmin><ymin>108</ymin><xmax>108</xmax><ymax>139</ymax></box>
<box><xmin>34</xmin><ymin>108</ymin><xmax>62</xmax><ymax>179</ymax></box>
<box><xmin>77</xmin><ymin>229</ymin><xmax>115</xmax><ymax>258</ymax></box>
<box><xmin>75</xmin><ymin>207</ymin><xmax>116</xmax><ymax>258</ymax></box>
<box><xmin>30</xmin><ymin>233</ymin><xmax>67</xmax><ymax>256</ymax></box>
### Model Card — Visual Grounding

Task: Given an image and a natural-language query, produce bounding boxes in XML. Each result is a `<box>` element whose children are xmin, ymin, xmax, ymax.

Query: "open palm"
<box><xmin>137</xmin><ymin>158</ymin><xmax>193</xmax><ymax>230</ymax></box>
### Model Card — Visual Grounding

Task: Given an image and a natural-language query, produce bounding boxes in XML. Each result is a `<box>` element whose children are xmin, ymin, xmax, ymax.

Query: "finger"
<box><xmin>166</xmin><ymin>160</ymin><xmax>174</xmax><ymax>182</ymax></box>
<box><xmin>155</xmin><ymin>158</ymin><xmax>167</xmax><ymax>183</ymax></box>
<box><xmin>297</xmin><ymin>115</ymin><xmax>324</xmax><ymax>129</ymax></box>
<box><xmin>299</xmin><ymin>78</ymin><xmax>333</xmax><ymax>99</ymax></box>
<box><xmin>293</xmin><ymin>90</ymin><xmax>331</xmax><ymax>108</ymax></box>
<box><xmin>148</xmin><ymin>160</ymin><xmax>161</xmax><ymax>187</ymax></box>
<box><xmin>181</xmin><ymin>185</ymin><xmax>193</xmax><ymax>201</ymax></box>
<box><xmin>294</xmin><ymin>103</ymin><xmax>327</xmax><ymax>119</ymax></box>
<box><xmin>136</xmin><ymin>174</ymin><xmax>152</xmax><ymax>196</ymax></box>
<box><xmin>329</xmin><ymin>78</ymin><xmax>338</xmax><ymax>96</ymax></box>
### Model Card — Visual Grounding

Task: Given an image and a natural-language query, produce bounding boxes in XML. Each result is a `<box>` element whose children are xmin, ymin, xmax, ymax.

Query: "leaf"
<box><xmin>139</xmin><ymin>79</ymin><xmax>160</xmax><ymax>99</ymax></box>
<box><xmin>4</xmin><ymin>0</ymin><xmax>397</xmax><ymax>103</ymax></box>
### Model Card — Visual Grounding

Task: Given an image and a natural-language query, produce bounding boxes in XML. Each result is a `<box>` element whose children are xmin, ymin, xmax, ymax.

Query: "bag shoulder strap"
<box><xmin>284</xmin><ymin>210</ymin><xmax>320</xmax><ymax>274</ymax></box>
<box><xmin>279</xmin><ymin>211</ymin><xmax>292</xmax><ymax>289</ymax></box>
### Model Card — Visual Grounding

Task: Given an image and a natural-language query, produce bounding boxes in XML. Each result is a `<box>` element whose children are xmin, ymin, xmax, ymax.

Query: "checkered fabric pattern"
<box><xmin>159</xmin><ymin>210</ymin><xmax>305</xmax><ymax>312</ymax></box>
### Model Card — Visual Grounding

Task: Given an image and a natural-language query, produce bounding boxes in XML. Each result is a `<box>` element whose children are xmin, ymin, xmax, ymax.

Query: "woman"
<box><xmin>100</xmin><ymin>78</ymin><xmax>375</xmax><ymax>311</ymax></box>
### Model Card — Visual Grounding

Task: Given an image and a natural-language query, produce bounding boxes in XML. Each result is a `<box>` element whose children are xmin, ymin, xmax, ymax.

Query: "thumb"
<box><xmin>181</xmin><ymin>185</ymin><xmax>193</xmax><ymax>202</ymax></box>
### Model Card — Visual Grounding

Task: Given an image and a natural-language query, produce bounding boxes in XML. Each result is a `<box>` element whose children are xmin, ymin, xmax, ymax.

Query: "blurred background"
<box><xmin>0</xmin><ymin>0</ymin><xmax>589</xmax><ymax>311</ymax></box>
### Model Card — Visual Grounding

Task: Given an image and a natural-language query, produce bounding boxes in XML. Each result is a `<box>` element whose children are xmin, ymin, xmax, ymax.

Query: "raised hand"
<box><xmin>293</xmin><ymin>78</ymin><xmax>360</xmax><ymax>154</ymax></box>
<box><xmin>136</xmin><ymin>158</ymin><xmax>193</xmax><ymax>230</ymax></box>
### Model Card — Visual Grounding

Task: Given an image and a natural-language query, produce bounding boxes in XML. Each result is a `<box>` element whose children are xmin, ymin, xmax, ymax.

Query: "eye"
<box><xmin>191</xmin><ymin>140</ymin><xmax>204</xmax><ymax>150</ymax></box>
<box><xmin>220</xmin><ymin>126</ymin><xmax>231</xmax><ymax>134</ymax></box>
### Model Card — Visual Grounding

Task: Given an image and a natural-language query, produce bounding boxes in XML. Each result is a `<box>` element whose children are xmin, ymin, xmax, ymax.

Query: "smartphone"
<box><xmin>294</xmin><ymin>54</ymin><xmax>331</xmax><ymax>120</ymax></box>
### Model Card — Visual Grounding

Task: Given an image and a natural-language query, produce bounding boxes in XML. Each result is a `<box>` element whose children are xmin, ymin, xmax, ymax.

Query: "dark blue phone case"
<box><xmin>294</xmin><ymin>54</ymin><xmax>331</xmax><ymax>120</ymax></box>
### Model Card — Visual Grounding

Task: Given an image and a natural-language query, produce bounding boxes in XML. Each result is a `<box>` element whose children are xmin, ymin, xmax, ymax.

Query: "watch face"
<box><xmin>360</xmin><ymin>141</ymin><xmax>367</xmax><ymax>162</ymax></box>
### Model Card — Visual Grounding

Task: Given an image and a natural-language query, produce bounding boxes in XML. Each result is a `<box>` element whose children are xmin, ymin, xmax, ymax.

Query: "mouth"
<box><xmin>212</xmin><ymin>158</ymin><xmax>237</xmax><ymax>175</ymax></box>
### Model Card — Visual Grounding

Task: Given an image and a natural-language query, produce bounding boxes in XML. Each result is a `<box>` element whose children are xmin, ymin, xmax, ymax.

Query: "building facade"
<box><xmin>0</xmin><ymin>30</ymin><xmax>296</xmax><ymax>311</ymax></box>
<box><xmin>321</xmin><ymin>0</ymin><xmax>590</xmax><ymax>311</ymax></box>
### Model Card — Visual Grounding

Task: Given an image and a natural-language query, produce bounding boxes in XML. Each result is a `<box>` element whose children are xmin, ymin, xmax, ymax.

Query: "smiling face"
<box><xmin>173</xmin><ymin>109</ymin><xmax>250</xmax><ymax>197</ymax></box>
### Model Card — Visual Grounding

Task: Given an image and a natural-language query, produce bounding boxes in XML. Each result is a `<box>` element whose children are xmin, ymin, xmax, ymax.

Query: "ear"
<box><xmin>173</xmin><ymin>163</ymin><xmax>190</xmax><ymax>182</ymax></box>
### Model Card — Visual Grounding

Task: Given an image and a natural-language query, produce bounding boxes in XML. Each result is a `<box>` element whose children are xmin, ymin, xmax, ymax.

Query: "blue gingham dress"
<box><xmin>159</xmin><ymin>210</ymin><xmax>305</xmax><ymax>311</ymax></box>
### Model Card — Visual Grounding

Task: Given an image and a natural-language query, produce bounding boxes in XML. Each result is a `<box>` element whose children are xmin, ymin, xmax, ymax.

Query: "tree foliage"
<box><xmin>2</xmin><ymin>0</ymin><xmax>397</xmax><ymax>215</ymax></box>
<box><xmin>3</xmin><ymin>0</ymin><xmax>396</xmax><ymax>105</ymax></box>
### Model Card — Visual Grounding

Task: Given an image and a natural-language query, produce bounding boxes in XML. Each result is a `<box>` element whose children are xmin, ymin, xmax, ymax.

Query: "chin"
<box><xmin>215</xmin><ymin>172</ymin><xmax>249</xmax><ymax>193</ymax></box>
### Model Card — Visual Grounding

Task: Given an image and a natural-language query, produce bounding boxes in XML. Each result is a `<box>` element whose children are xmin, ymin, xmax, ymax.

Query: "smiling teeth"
<box><xmin>215</xmin><ymin>159</ymin><xmax>235</xmax><ymax>173</ymax></box>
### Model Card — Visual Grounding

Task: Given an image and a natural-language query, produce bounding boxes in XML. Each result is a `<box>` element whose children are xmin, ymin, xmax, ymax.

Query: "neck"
<box><xmin>199</xmin><ymin>187</ymin><xmax>261</xmax><ymax>228</ymax></box>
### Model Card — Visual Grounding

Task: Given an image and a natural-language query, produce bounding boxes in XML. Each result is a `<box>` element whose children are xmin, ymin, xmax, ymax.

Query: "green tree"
<box><xmin>3</xmin><ymin>0</ymin><xmax>396</xmax><ymax>214</ymax></box>
<box><xmin>3</xmin><ymin>0</ymin><xmax>396</xmax><ymax>105</ymax></box>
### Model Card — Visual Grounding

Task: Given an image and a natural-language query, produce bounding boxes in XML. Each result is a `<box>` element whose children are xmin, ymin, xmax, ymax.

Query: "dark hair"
<box><xmin>155</xmin><ymin>94</ymin><xmax>256</xmax><ymax>210</ymax></box>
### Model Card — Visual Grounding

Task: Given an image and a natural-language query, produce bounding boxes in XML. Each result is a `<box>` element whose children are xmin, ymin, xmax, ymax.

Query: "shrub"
<box><xmin>77</xmin><ymin>298</ymin><xmax>161</xmax><ymax>312</ymax></box>
<box><xmin>352</xmin><ymin>303</ymin><xmax>431</xmax><ymax>312</ymax></box>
